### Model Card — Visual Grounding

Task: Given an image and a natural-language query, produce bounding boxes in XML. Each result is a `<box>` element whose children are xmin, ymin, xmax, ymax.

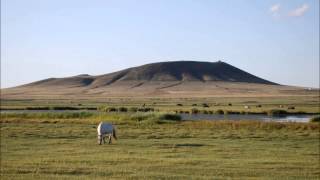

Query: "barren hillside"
<box><xmin>2</xmin><ymin>61</ymin><xmax>317</xmax><ymax>99</ymax></box>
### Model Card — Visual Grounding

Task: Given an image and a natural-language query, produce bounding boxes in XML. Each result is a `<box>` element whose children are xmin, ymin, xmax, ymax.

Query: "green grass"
<box><xmin>1</xmin><ymin>96</ymin><xmax>319</xmax><ymax>113</ymax></box>
<box><xmin>1</xmin><ymin>117</ymin><xmax>319</xmax><ymax>179</ymax></box>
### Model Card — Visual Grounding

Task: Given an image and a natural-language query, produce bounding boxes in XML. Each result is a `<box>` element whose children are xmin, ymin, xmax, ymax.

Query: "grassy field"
<box><xmin>1</xmin><ymin>115</ymin><xmax>319</xmax><ymax>179</ymax></box>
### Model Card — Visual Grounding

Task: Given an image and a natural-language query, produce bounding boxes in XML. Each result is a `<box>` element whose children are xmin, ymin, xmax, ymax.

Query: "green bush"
<box><xmin>25</xmin><ymin>107</ymin><xmax>50</xmax><ymax>110</ymax></box>
<box><xmin>85</xmin><ymin>107</ymin><xmax>97</xmax><ymax>110</ymax></box>
<box><xmin>191</xmin><ymin>108</ymin><xmax>199</xmax><ymax>114</ymax></box>
<box><xmin>145</xmin><ymin>107</ymin><xmax>154</xmax><ymax>112</ymax></box>
<box><xmin>51</xmin><ymin>106</ymin><xmax>80</xmax><ymax>110</ymax></box>
<box><xmin>127</xmin><ymin>113</ymin><xmax>181</xmax><ymax>124</ymax></box>
<box><xmin>98</xmin><ymin>106</ymin><xmax>106</xmax><ymax>111</ymax></box>
<box><xmin>106</xmin><ymin>107</ymin><xmax>117</xmax><ymax>112</ymax></box>
<box><xmin>215</xmin><ymin>109</ymin><xmax>224</xmax><ymax>114</ymax></box>
<box><xmin>294</xmin><ymin>111</ymin><xmax>308</xmax><ymax>115</ymax></box>
<box><xmin>287</xmin><ymin>106</ymin><xmax>295</xmax><ymax>110</ymax></box>
<box><xmin>202</xmin><ymin>110</ymin><xmax>208</xmax><ymax>114</ymax></box>
<box><xmin>310</xmin><ymin>116</ymin><xmax>320</xmax><ymax>122</ymax></box>
<box><xmin>224</xmin><ymin>110</ymin><xmax>240</xmax><ymax>115</ymax></box>
<box><xmin>118</xmin><ymin>107</ymin><xmax>128</xmax><ymax>112</ymax></box>
<box><xmin>129</xmin><ymin>107</ymin><xmax>138</xmax><ymax>112</ymax></box>
<box><xmin>267</xmin><ymin>109</ymin><xmax>288</xmax><ymax>116</ymax></box>
<box><xmin>202</xmin><ymin>103</ymin><xmax>210</xmax><ymax>108</ymax></box>
<box><xmin>240</xmin><ymin>111</ymin><xmax>247</xmax><ymax>115</ymax></box>
<box><xmin>137</xmin><ymin>107</ymin><xmax>154</xmax><ymax>112</ymax></box>
<box><xmin>177</xmin><ymin>110</ymin><xmax>188</xmax><ymax>114</ymax></box>
<box><xmin>159</xmin><ymin>114</ymin><xmax>181</xmax><ymax>121</ymax></box>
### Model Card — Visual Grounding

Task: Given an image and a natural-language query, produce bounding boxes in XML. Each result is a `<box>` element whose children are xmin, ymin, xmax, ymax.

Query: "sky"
<box><xmin>1</xmin><ymin>0</ymin><xmax>319</xmax><ymax>88</ymax></box>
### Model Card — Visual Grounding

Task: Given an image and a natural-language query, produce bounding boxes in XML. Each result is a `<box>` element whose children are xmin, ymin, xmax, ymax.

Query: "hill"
<box><xmin>1</xmin><ymin>61</ymin><xmax>317</xmax><ymax>99</ymax></box>
<box><xmin>23</xmin><ymin>61</ymin><xmax>276</xmax><ymax>88</ymax></box>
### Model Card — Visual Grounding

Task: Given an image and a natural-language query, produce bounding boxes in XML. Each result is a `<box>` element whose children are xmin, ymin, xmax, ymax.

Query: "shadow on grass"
<box><xmin>174</xmin><ymin>143</ymin><xmax>205</xmax><ymax>147</ymax></box>
<box><xmin>158</xmin><ymin>143</ymin><xmax>206</xmax><ymax>148</ymax></box>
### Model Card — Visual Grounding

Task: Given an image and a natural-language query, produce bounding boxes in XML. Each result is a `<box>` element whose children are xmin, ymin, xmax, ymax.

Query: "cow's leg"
<box><xmin>108</xmin><ymin>135</ymin><xmax>112</xmax><ymax>144</ymax></box>
<box><xmin>98</xmin><ymin>135</ymin><xmax>102</xmax><ymax>145</ymax></box>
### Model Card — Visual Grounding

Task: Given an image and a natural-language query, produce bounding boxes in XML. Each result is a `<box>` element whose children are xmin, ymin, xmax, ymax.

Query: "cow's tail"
<box><xmin>113</xmin><ymin>128</ymin><xmax>117</xmax><ymax>140</ymax></box>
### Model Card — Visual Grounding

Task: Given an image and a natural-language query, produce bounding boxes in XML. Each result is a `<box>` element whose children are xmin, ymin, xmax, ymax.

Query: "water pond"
<box><xmin>180</xmin><ymin>113</ymin><xmax>314</xmax><ymax>123</ymax></box>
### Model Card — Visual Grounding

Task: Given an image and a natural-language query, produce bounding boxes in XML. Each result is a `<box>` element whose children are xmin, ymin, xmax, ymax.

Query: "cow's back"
<box><xmin>97</xmin><ymin>122</ymin><xmax>113</xmax><ymax>135</ymax></box>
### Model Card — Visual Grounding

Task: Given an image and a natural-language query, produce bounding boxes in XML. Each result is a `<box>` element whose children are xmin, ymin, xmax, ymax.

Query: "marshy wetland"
<box><xmin>1</xmin><ymin>96</ymin><xmax>319</xmax><ymax>179</ymax></box>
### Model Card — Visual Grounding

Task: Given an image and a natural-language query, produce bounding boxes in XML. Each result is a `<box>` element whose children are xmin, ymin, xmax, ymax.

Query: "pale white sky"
<box><xmin>1</xmin><ymin>0</ymin><xmax>319</xmax><ymax>88</ymax></box>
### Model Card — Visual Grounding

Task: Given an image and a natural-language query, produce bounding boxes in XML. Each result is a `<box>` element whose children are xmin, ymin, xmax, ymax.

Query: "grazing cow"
<box><xmin>97</xmin><ymin>122</ymin><xmax>117</xmax><ymax>145</ymax></box>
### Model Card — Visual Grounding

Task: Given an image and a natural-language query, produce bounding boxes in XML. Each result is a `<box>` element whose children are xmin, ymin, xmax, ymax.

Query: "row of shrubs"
<box><xmin>127</xmin><ymin>113</ymin><xmax>181</xmax><ymax>124</ymax></box>
<box><xmin>177</xmin><ymin>103</ymin><xmax>297</xmax><ymax>110</ymax></box>
<box><xmin>175</xmin><ymin>108</ymin><xmax>312</xmax><ymax>116</ymax></box>
<box><xmin>179</xmin><ymin>103</ymin><xmax>258</xmax><ymax>107</ymax></box>
<box><xmin>175</xmin><ymin>109</ymin><xmax>262</xmax><ymax>115</ymax></box>
<box><xmin>99</xmin><ymin>106</ymin><xmax>312</xmax><ymax>117</ymax></box>
<box><xmin>2</xmin><ymin>111</ymin><xmax>318</xmax><ymax>124</ymax></box>
<box><xmin>99</xmin><ymin>106</ymin><xmax>156</xmax><ymax>113</ymax></box>
<box><xmin>1</xmin><ymin>111</ymin><xmax>182</xmax><ymax>124</ymax></box>
<box><xmin>0</xmin><ymin>111</ymin><xmax>95</xmax><ymax>119</ymax></box>
<box><xmin>0</xmin><ymin>106</ymin><xmax>98</xmax><ymax>111</ymax></box>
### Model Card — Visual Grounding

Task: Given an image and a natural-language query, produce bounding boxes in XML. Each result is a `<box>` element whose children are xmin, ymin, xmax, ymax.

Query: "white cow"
<box><xmin>97</xmin><ymin>122</ymin><xmax>117</xmax><ymax>145</ymax></box>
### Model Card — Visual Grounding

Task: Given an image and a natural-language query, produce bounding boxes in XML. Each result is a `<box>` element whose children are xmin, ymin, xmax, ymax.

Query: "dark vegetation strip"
<box><xmin>1</xmin><ymin>114</ymin><xmax>319</xmax><ymax>131</ymax></box>
<box><xmin>0</xmin><ymin>111</ymin><xmax>95</xmax><ymax>119</ymax></box>
<box><xmin>310</xmin><ymin>116</ymin><xmax>320</xmax><ymax>122</ymax></box>
<box><xmin>98</xmin><ymin>106</ymin><xmax>155</xmax><ymax>113</ymax></box>
<box><xmin>0</xmin><ymin>106</ymin><xmax>97</xmax><ymax>111</ymax></box>
<box><xmin>177</xmin><ymin>108</ymin><xmax>318</xmax><ymax>116</ymax></box>
<box><xmin>0</xmin><ymin>112</ymin><xmax>182</xmax><ymax>125</ymax></box>
<box><xmin>1</xmin><ymin>105</ymin><xmax>318</xmax><ymax>116</ymax></box>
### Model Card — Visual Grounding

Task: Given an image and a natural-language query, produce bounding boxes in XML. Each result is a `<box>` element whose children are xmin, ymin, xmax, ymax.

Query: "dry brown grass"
<box><xmin>2</xmin><ymin>81</ymin><xmax>318</xmax><ymax>99</ymax></box>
